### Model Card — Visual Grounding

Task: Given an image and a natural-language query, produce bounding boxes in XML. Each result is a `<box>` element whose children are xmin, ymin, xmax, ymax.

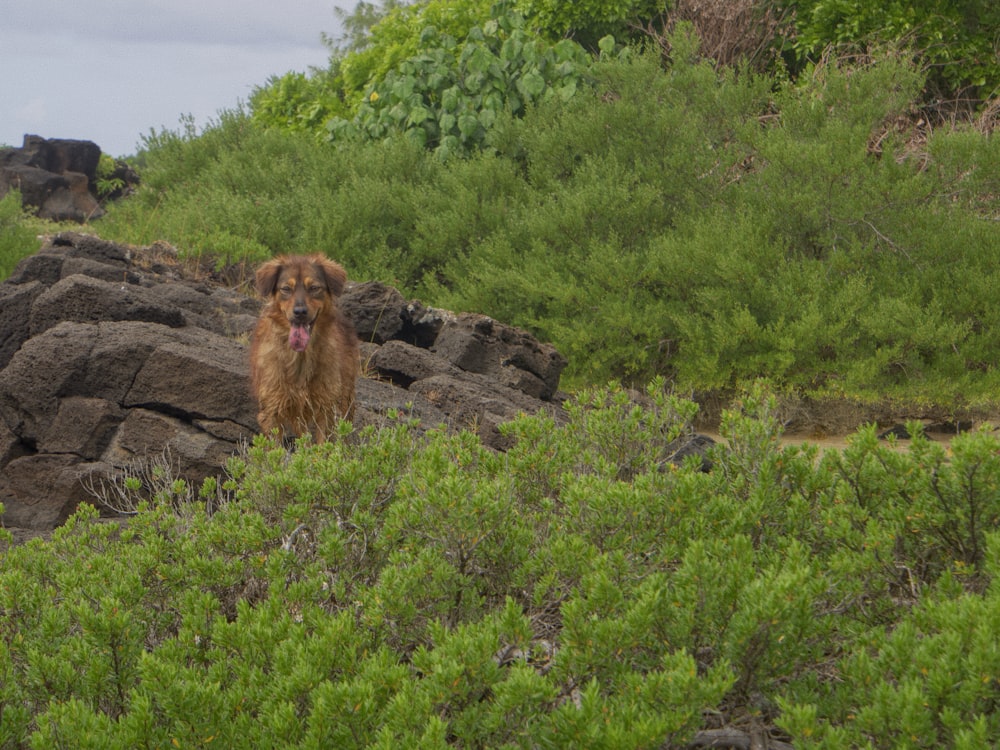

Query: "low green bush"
<box><xmin>103</xmin><ymin>118</ymin><xmax>442</xmax><ymax>274</ymax></box>
<box><xmin>4</xmin><ymin>383</ymin><xmax>1000</xmax><ymax>746</ymax></box>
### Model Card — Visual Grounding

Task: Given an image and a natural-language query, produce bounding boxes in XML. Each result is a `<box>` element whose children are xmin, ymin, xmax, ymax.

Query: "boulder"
<box><xmin>0</xmin><ymin>281</ymin><xmax>44</xmax><ymax>370</ymax></box>
<box><xmin>29</xmin><ymin>275</ymin><xmax>186</xmax><ymax>335</ymax></box>
<box><xmin>0</xmin><ymin>454</ymin><xmax>105</xmax><ymax>529</ymax></box>
<box><xmin>408</xmin><ymin>373</ymin><xmax>555</xmax><ymax>450</ymax></box>
<box><xmin>0</xmin><ymin>164</ymin><xmax>103</xmax><ymax>223</ymax></box>
<box><xmin>341</xmin><ymin>281</ymin><xmax>407</xmax><ymax>344</ymax></box>
<box><xmin>341</xmin><ymin>281</ymin><xmax>450</xmax><ymax>348</ymax></box>
<box><xmin>370</xmin><ymin>339</ymin><xmax>461</xmax><ymax>387</ymax></box>
<box><xmin>0</xmin><ymin>135</ymin><xmax>138</xmax><ymax>223</ymax></box>
<box><xmin>432</xmin><ymin>312</ymin><xmax>567</xmax><ymax>400</ymax></box>
<box><xmin>102</xmin><ymin>409</ymin><xmax>241</xmax><ymax>484</ymax></box>
<box><xmin>125</xmin><ymin>338</ymin><xmax>258</xmax><ymax>427</ymax></box>
<box><xmin>39</xmin><ymin>397</ymin><xmax>124</xmax><ymax>457</ymax></box>
<box><xmin>1</xmin><ymin>135</ymin><xmax>102</xmax><ymax>176</ymax></box>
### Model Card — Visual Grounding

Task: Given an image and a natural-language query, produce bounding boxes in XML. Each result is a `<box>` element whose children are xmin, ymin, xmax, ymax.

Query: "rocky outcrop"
<box><xmin>0</xmin><ymin>135</ymin><xmax>138</xmax><ymax>222</ymax></box>
<box><xmin>0</xmin><ymin>232</ymin><xmax>569</xmax><ymax>533</ymax></box>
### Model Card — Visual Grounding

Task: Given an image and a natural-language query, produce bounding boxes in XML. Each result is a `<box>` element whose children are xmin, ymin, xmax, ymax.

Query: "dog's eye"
<box><xmin>308</xmin><ymin>285</ymin><xmax>324</xmax><ymax>295</ymax></box>
<box><xmin>278</xmin><ymin>285</ymin><xmax>293</xmax><ymax>296</ymax></box>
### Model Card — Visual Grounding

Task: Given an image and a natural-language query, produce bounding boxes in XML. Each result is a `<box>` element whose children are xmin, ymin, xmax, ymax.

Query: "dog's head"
<box><xmin>255</xmin><ymin>254</ymin><xmax>348</xmax><ymax>353</ymax></box>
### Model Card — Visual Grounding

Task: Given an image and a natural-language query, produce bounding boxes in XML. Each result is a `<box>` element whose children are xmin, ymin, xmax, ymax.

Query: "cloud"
<box><xmin>3</xmin><ymin>0</ymin><xmax>350</xmax><ymax>155</ymax></box>
<box><xmin>7</xmin><ymin>0</ymin><xmax>342</xmax><ymax>48</ymax></box>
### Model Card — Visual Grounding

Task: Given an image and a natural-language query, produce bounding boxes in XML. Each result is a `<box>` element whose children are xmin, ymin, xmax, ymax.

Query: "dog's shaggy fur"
<box><xmin>250</xmin><ymin>254</ymin><xmax>360</xmax><ymax>442</ymax></box>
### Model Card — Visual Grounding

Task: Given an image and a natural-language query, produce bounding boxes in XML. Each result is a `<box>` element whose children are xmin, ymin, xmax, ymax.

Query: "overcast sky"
<box><xmin>3</xmin><ymin>1</ymin><xmax>350</xmax><ymax>157</ymax></box>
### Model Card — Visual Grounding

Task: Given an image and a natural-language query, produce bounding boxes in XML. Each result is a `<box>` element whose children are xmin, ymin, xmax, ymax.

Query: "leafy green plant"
<box><xmin>338</xmin><ymin>0</ymin><xmax>496</xmax><ymax>94</ymax></box>
<box><xmin>328</xmin><ymin>3</ymin><xmax>595</xmax><ymax>158</ymax></box>
<box><xmin>249</xmin><ymin>68</ymin><xmax>350</xmax><ymax>135</ymax></box>
<box><xmin>829</xmin><ymin>423</ymin><xmax>1000</xmax><ymax>590</ymax></box>
<box><xmin>782</xmin><ymin>0</ymin><xmax>1000</xmax><ymax>100</ymax></box>
<box><xmin>781</xmin><ymin>534</ymin><xmax>1000</xmax><ymax>747</ymax></box>
<box><xmin>94</xmin><ymin>153</ymin><xmax>126</xmax><ymax>199</ymax></box>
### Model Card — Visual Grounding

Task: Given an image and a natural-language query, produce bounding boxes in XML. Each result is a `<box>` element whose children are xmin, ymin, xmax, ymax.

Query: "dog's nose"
<box><xmin>293</xmin><ymin>301</ymin><xmax>308</xmax><ymax>319</ymax></box>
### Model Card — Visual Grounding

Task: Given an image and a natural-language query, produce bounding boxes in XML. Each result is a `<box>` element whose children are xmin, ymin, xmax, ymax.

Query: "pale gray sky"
<box><xmin>3</xmin><ymin>1</ymin><xmax>349</xmax><ymax>157</ymax></box>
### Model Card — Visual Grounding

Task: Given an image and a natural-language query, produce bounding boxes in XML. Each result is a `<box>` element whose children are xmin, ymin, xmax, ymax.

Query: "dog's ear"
<box><xmin>315</xmin><ymin>255</ymin><xmax>348</xmax><ymax>297</ymax></box>
<box><xmin>255</xmin><ymin>259</ymin><xmax>283</xmax><ymax>298</ymax></box>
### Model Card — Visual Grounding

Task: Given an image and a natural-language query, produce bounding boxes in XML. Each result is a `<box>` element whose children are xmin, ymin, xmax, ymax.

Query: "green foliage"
<box><xmin>781</xmin><ymin>536</ymin><xmax>1000</xmax><ymax>747</ymax></box>
<box><xmin>330</xmin><ymin>0</ymin><xmax>413</xmax><ymax>56</ymax></box>
<box><xmin>6</xmin><ymin>384</ymin><xmax>1000</xmax><ymax>745</ymax></box>
<box><xmin>339</xmin><ymin>0</ymin><xmax>496</xmax><ymax>93</ymax></box>
<box><xmin>0</xmin><ymin>191</ymin><xmax>39</xmax><ymax>280</ymax></box>
<box><xmin>328</xmin><ymin>3</ymin><xmax>595</xmax><ymax>158</ymax></box>
<box><xmin>783</xmin><ymin>0</ymin><xmax>1000</xmax><ymax>98</ymax></box>
<box><xmin>249</xmin><ymin>69</ymin><xmax>351</xmax><ymax>135</ymax></box>
<box><xmin>93</xmin><ymin>154</ymin><xmax>126</xmax><ymax>199</ymax></box>
<box><xmin>433</xmin><ymin>45</ymin><xmax>1000</xmax><ymax>401</ymax></box>
<box><xmin>105</xmin><ymin>113</ymin><xmax>430</xmax><ymax>273</ymax></box>
<box><xmin>97</xmin><ymin>27</ymin><xmax>1000</xmax><ymax>407</ymax></box>
<box><xmin>515</xmin><ymin>0</ymin><xmax>665</xmax><ymax>46</ymax></box>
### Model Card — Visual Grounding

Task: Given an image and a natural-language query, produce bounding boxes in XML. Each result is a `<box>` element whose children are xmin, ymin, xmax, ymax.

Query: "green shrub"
<box><xmin>101</xmin><ymin>117</ymin><xmax>442</xmax><ymax>276</ymax></box>
<box><xmin>0</xmin><ymin>191</ymin><xmax>39</xmax><ymax>280</ymax></box>
<box><xmin>781</xmin><ymin>535</ymin><xmax>1000</xmax><ymax>747</ymax></box>
<box><xmin>782</xmin><ymin>0</ymin><xmax>1000</xmax><ymax>99</ymax></box>
<box><xmin>515</xmin><ymin>0</ymin><xmax>665</xmax><ymax>47</ymax></box>
<box><xmin>328</xmin><ymin>3</ymin><xmax>595</xmax><ymax>158</ymax></box>
<box><xmin>250</xmin><ymin>68</ymin><xmax>351</xmax><ymax>135</ymax></box>
<box><xmin>96</xmin><ymin>29</ymin><xmax>1000</xmax><ymax>406</ymax></box>
<box><xmin>336</xmin><ymin>0</ymin><xmax>495</xmax><ymax>94</ymax></box>
<box><xmin>6</xmin><ymin>384</ymin><xmax>1000</xmax><ymax>745</ymax></box>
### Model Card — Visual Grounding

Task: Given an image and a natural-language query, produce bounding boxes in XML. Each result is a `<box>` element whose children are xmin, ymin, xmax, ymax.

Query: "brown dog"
<box><xmin>250</xmin><ymin>254</ymin><xmax>359</xmax><ymax>442</ymax></box>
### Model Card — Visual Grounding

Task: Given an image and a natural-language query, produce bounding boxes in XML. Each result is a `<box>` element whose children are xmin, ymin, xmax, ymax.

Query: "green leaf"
<box><xmin>464</xmin><ymin>71</ymin><xmax>487</xmax><ymax>93</ymax></box>
<box><xmin>441</xmin><ymin>86</ymin><xmax>461</xmax><ymax>112</ymax></box>
<box><xmin>407</xmin><ymin>106</ymin><xmax>432</xmax><ymax>126</ymax></box>
<box><xmin>517</xmin><ymin>70</ymin><xmax>545</xmax><ymax>99</ymax></box>
<box><xmin>458</xmin><ymin>113</ymin><xmax>480</xmax><ymax>138</ymax></box>
<box><xmin>390</xmin><ymin>76</ymin><xmax>416</xmax><ymax>101</ymax></box>
<box><xmin>500</xmin><ymin>37</ymin><xmax>523</xmax><ymax>64</ymax></box>
<box><xmin>438</xmin><ymin>112</ymin><xmax>457</xmax><ymax>134</ymax></box>
<box><xmin>464</xmin><ymin>46</ymin><xmax>492</xmax><ymax>75</ymax></box>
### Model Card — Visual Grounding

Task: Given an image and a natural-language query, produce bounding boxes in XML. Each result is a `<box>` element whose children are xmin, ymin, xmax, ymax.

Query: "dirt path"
<box><xmin>703</xmin><ymin>426</ymin><xmax>979</xmax><ymax>455</ymax></box>
<box><xmin>703</xmin><ymin>431</ymin><xmax>855</xmax><ymax>453</ymax></box>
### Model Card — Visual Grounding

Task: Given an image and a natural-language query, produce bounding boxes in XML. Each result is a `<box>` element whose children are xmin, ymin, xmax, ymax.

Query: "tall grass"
<box><xmin>0</xmin><ymin>192</ymin><xmax>41</xmax><ymax>279</ymax></box>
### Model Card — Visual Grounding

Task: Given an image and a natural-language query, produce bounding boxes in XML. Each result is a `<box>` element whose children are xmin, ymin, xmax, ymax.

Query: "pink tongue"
<box><xmin>289</xmin><ymin>324</ymin><xmax>310</xmax><ymax>352</ymax></box>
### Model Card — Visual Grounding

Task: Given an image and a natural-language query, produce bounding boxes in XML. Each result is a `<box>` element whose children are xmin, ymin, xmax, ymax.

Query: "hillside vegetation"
<box><xmin>2</xmin><ymin>2</ymin><xmax>1000</xmax><ymax>746</ymax></box>
<box><xmin>82</xmin><ymin>1</ymin><xmax>998</xmax><ymax>410</ymax></box>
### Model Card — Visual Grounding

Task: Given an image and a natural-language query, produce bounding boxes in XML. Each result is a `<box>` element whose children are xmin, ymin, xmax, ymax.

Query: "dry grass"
<box><xmin>639</xmin><ymin>0</ymin><xmax>795</xmax><ymax>71</ymax></box>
